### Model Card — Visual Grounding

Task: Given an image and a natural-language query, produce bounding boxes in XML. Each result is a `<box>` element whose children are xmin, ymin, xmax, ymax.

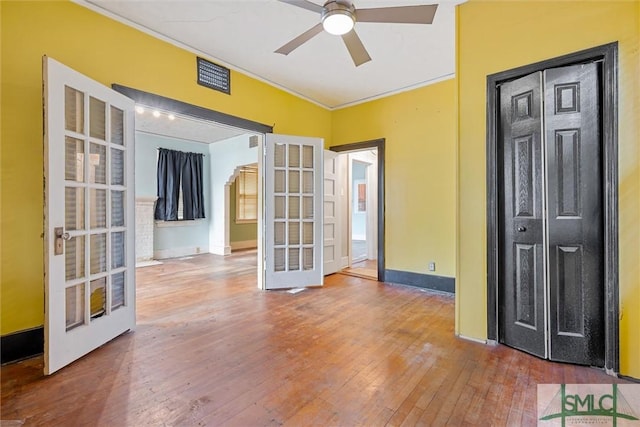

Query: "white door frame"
<box><xmin>347</xmin><ymin>150</ymin><xmax>378</xmax><ymax>266</ymax></box>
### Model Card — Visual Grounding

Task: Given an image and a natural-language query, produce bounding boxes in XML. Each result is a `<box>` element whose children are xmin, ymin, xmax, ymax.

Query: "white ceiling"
<box><xmin>79</xmin><ymin>0</ymin><xmax>461</xmax><ymax>110</ymax></box>
<box><xmin>135</xmin><ymin>108</ymin><xmax>252</xmax><ymax>143</ymax></box>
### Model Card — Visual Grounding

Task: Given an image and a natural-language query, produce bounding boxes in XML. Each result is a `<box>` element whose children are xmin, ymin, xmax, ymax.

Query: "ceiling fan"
<box><xmin>275</xmin><ymin>0</ymin><xmax>438</xmax><ymax>67</ymax></box>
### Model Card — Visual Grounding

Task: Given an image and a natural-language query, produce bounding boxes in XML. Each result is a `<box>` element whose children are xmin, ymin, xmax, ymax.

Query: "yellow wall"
<box><xmin>456</xmin><ymin>0</ymin><xmax>640</xmax><ymax>377</ymax></box>
<box><xmin>0</xmin><ymin>1</ymin><xmax>331</xmax><ymax>335</ymax></box>
<box><xmin>332</xmin><ymin>79</ymin><xmax>457</xmax><ymax>278</ymax></box>
<box><xmin>0</xmin><ymin>0</ymin><xmax>4</xmax><ymax>327</ymax></box>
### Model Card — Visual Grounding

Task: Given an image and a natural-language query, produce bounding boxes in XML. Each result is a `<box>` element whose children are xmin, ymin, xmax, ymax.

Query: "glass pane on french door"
<box><xmin>63</xmin><ymin>84</ymin><xmax>128</xmax><ymax>328</ymax></box>
<box><xmin>272</xmin><ymin>142</ymin><xmax>315</xmax><ymax>273</ymax></box>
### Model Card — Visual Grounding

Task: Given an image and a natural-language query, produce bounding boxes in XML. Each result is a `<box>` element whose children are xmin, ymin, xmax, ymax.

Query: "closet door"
<box><xmin>498</xmin><ymin>63</ymin><xmax>605</xmax><ymax>367</ymax></box>
<box><xmin>498</xmin><ymin>72</ymin><xmax>546</xmax><ymax>358</ymax></box>
<box><xmin>544</xmin><ymin>63</ymin><xmax>604</xmax><ymax>366</ymax></box>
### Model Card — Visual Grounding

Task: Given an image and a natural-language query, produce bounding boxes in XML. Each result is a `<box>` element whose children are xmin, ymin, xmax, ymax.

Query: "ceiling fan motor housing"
<box><xmin>322</xmin><ymin>1</ymin><xmax>356</xmax><ymax>35</ymax></box>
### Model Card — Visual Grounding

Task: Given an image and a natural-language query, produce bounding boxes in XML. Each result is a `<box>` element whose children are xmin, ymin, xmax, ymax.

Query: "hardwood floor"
<box><xmin>341</xmin><ymin>259</ymin><xmax>377</xmax><ymax>280</ymax></box>
<box><xmin>1</xmin><ymin>251</ymin><xmax>629</xmax><ymax>426</ymax></box>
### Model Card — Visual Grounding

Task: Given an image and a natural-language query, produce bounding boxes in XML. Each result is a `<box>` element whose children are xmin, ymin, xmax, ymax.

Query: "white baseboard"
<box><xmin>154</xmin><ymin>246</ymin><xmax>207</xmax><ymax>259</ymax></box>
<box><xmin>230</xmin><ymin>239</ymin><xmax>258</xmax><ymax>251</ymax></box>
<box><xmin>455</xmin><ymin>334</ymin><xmax>488</xmax><ymax>345</ymax></box>
<box><xmin>136</xmin><ymin>260</ymin><xmax>163</xmax><ymax>268</ymax></box>
<box><xmin>209</xmin><ymin>244</ymin><xmax>231</xmax><ymax>256</ymax></box>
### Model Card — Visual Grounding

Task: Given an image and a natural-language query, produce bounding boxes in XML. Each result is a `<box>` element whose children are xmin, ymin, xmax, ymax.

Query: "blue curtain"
<box><xmin>154</xmin><ymin>148</ymin><xmax>205</xmax><ymax>221</ymax></box>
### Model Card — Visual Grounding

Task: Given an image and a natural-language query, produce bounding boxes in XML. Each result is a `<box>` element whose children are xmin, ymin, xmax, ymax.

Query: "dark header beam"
<box><xmin>112</xmin><ymin>84</ymin><xmax>273</xmax><ymax>134</ymax></box>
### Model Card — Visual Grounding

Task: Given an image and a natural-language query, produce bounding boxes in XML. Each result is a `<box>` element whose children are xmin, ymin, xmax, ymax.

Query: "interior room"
<box><xmin>133</xmin><ymin>109</ymin><xmax>261</xmax><ymax>263</ymax></box>
<box><xmin>1</xmin><ymin>0</ymin><xmax>638</xmax><ymax>425</ymax></box>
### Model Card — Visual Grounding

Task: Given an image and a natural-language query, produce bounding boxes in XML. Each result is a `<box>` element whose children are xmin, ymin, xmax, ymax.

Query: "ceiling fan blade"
<box><xmin>277</xmin><ymin>0</ymin><xmax>323</xmax><ymax>14</ymax></box>
<box><xmin>341</xmin><ymin>30</ymin><xmax>371</xmax><ymax>67</ymax></box>
<box><xmin>356</xmin><ymin>5</ymin><xmax>438</xmax><ymax>24</ymax></box>
<box><xmin>275</xmin><ymin>23</ymin><xmax>324</xmax><ymax>55</ymax></box>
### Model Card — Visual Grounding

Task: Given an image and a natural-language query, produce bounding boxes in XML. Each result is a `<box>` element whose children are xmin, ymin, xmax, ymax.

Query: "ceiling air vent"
<box><xmin>196</xmin><ymin>57</ymin><xmax>230</xmax><ymax>95</ymax></box>
<box><xmin>249</xmin><ymin>135</ymin><xmax>259</xmax><ymax>148</ymax></box>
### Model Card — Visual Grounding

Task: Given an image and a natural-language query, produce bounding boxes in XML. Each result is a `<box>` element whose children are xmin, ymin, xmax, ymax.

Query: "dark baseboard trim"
<box><xmin>1</xmin><ymin>326</ymin><xmax>44</xmax><ymax>365</ymax></box>
<box><xmin>385</xmin><ymin>269</ymin><xmax>455</xmax><ymax>294</ymax></box>
<box><xmin>619</xmin><ymin>374</ymin><xmax>640</xmax><ymax>383</ymax></box>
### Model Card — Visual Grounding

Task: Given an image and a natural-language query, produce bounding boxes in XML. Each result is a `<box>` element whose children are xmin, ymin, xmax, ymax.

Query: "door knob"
<box><xmin>54</xmin><ymin>227</ymin><xmax>71</xmax><ymax>255</ymax></box>
<box><xmin>517</xmin><ymin>226</ymin><xmax>527</xmax><ymax>232</ymax></box>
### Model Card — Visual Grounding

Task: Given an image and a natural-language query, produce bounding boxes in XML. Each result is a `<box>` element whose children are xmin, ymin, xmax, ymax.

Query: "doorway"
<box><xmin>228</xmin><ymin>163</ymin><xmax>259</xmax><ymax>252</ymax></box>
<box><xmin>331</xmin><ymin>139</ymin><xmax>386</xmax><ymax>282</ymax></box>
<box><xmin>113</xmin><ymin>84</ymin><xmax>270</xmax><ymax>281</ymax></box>
<box><xmin>115</xmin><ymin>84</ymin><xmax>270</xmax><ymax>260</ymax></box>
<box><xmin>486</xmin><ymin>43</ymin><xmax>619</xmax><ymax>372</ymax></box>
<box><xmin>346</xmin><ymin>152</ymin><xmax>378</xmax><ymax>279</ymax></box>
<box><xmin>116</xmin><ymin>86</ymin><xmax>327</xmax><ymax>292</ymax></box>
<box><xmin>351</xmin><ymin>159</ymin><xmax>369</xmax><ymax>264</ymax></box>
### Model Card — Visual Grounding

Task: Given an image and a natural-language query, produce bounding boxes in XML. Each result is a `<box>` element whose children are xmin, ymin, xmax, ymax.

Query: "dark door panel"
<box><xmin>544</xmin><ymin>63</ymin><xmax>604</xmax><ymax>366</ymax></box>
<box><xmin>498</xmin><ymin>72</ymin><xmax>546</xmax><ymax>358</ymax></box>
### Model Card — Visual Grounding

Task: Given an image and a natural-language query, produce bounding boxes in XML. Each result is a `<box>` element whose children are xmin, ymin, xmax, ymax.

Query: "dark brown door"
<box><xmin>498</xmin><ymin>63</ymin><xmax>604</xmax><ymax>366</ymax></box>
<box><xmin>545</xmin><ymin>63</ymin><xmax>604</xmax><ymax>365</ymax></box>
<box><xmin>499</xmin><ymin>71</ymin><xmax>546</xmax><ymax>358</ymax></box>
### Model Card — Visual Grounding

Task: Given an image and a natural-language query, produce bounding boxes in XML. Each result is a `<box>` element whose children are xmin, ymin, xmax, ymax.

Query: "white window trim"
<box><xmin>155</xmin><ymin>219</ymin><xmax>205</xmax><ymax>228</ymax></box>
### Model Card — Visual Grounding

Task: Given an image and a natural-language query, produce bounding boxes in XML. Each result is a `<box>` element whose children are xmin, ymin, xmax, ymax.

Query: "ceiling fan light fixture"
<box><xmin>322</xmin><ymin>1</ymin><xmax>355</xmax><ymax>36</ymax></box>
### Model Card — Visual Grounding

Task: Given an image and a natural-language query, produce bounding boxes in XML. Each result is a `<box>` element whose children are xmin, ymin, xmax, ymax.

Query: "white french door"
<box><xmin>43</xmin><ymin>57</ymin><xmax>136</xmax><ymax>374</ymax></box>
<box><xmin>263</xmin><ymin>134</ymin><xmax>324</xmax><ymax>289</ymax></box>
<box><xmin>323</xmin><ymin>150</ymin><xmax>341</xmax><ymax>275</ymax></box>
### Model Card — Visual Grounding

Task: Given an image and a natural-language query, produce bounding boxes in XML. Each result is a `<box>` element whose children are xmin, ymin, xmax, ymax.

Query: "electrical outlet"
<box><xmin>428</xmin><ymin>262</ymin><xmax>436</xmax><ymax>272</ymax></box>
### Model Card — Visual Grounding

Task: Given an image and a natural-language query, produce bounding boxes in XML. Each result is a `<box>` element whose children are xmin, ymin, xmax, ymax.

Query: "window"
<box><xmin>177</xmin><ymin>188</ymin><xmax>184</xmax><ymax>220</ymax></box>
<box><xmin>236</xmin><ymin>165</ymin><xmax>258</xmax><ymax>223</ymax></box>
